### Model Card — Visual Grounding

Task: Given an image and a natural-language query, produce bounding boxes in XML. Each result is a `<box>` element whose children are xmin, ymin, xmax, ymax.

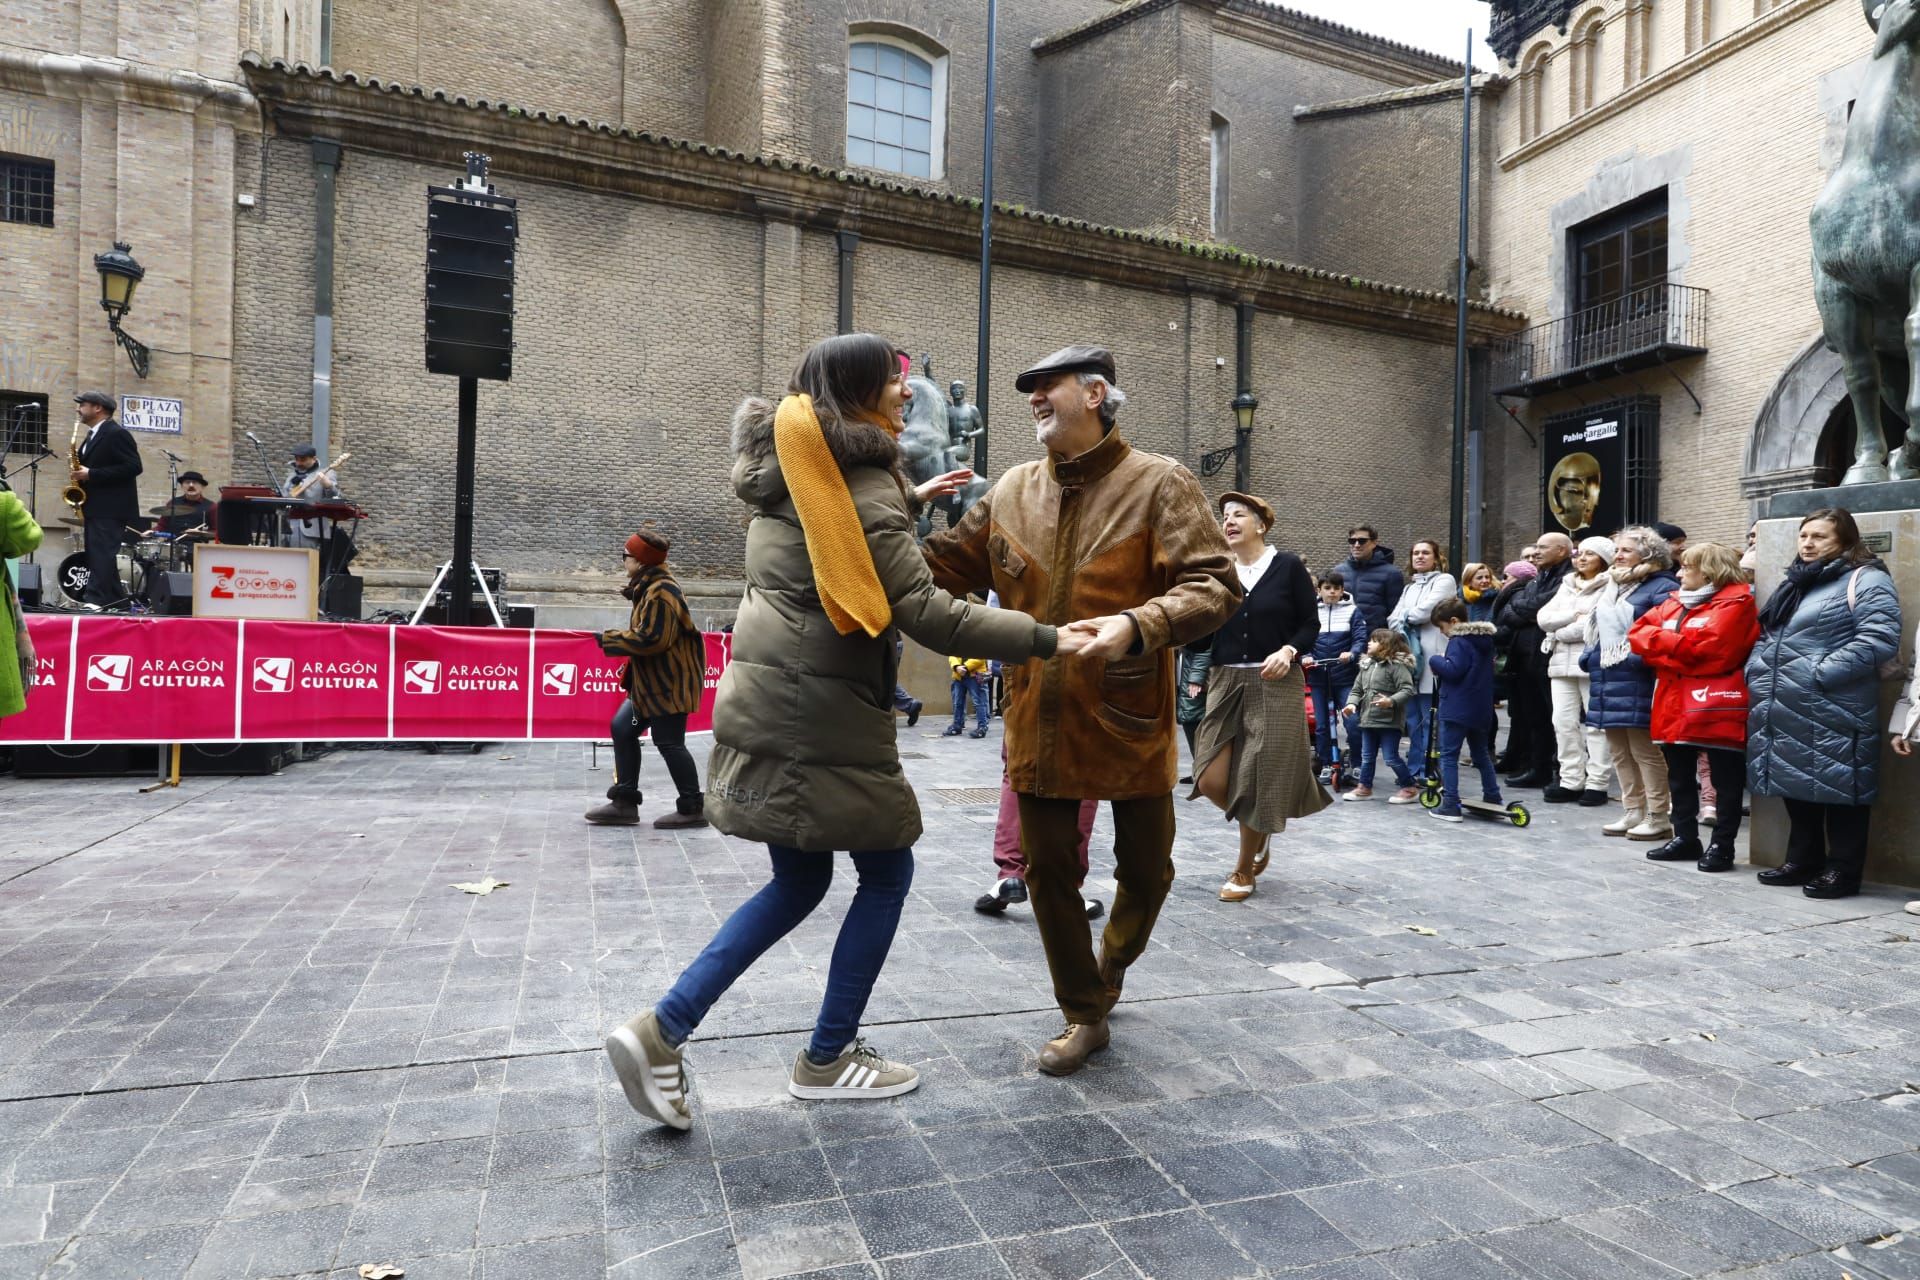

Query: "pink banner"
<box><xmin>2</xmin><ymin>617</ymin><xmax>727</xmax><ymax>744</ymax></box>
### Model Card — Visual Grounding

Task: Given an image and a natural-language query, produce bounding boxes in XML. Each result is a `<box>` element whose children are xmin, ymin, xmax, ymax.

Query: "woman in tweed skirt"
<box><xmin>1190</xmin><ymin>492</ymin><xmax>1331</xmax><ymax>901</ymax></box>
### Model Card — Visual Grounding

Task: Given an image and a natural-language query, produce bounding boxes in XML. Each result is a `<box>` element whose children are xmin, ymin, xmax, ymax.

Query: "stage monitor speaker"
<box><xmin>425</xmin><ymin>186</ymin><xmax>516</xmax><ymax>382</ymax></box>
<box><xmin>13</xmin><ymin>563</ymin><xmax>41</xmax><ymax>607</ymax></box>
<box><xmin>12</xmin><ymin>743</ymin><xmax>154</xmax><ymax>777</ymax></box>
<box><xmin>182</xmin><ymin>742</ymin><xmax>291</xmax><ymax>776</ymax></box>
<box><xmin>320</xmin><ymin>574</ymin><xmax>363</xmax><ymax>619</ymax></box>
<box><xmin>151</xmin><ymin>570</ymin><xmax>193</xmax><ymax>615</ymax></box>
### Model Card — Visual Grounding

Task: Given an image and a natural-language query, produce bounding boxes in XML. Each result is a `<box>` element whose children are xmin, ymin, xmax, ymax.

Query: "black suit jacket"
<box><xmin>78</xmin><ymin>419</ymin><xmax>144</xmax><ymax>521</ymax></box>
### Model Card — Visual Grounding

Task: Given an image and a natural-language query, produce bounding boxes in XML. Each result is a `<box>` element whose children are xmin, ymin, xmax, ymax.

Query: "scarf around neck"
<box><xmin>1677</xmin><ymin>582</ymin><xmax>1718</xmax><ymax>609</ymax></box>
<box><xmin>1757</xmin><ymin>554</ymin><xmax>1869</xmax><ymax>633</ymax></box>
<box><xmin>774</xmin><ymin>393</ymin><xmax>898</xmax><ymax>638</ymax></box>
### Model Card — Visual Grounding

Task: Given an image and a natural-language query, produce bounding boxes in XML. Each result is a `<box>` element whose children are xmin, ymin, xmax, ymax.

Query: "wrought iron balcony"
<box><xmin>1490</xmin><ymin>283</ymin><xmax>1708</xmax><ymax>398</ymax></box>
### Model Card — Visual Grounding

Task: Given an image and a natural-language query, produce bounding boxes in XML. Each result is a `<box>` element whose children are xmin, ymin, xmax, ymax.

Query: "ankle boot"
<box><xmin>653</xmin><ymin>794</ymin><xmax>709</xmax><ymax>830</ymax></box>
<box><xmin>586</xmin><ymin>785</ymin><xmax>642</xmax><ymax>826</ymax></box>
<box><xmin>1645</xmin><ymin>834</ymin><xmax>1703</xmax><ymax>862</ymax></box>
<box><xmin>1037</xmin><ymin>1019</ymin><xmax>1109</xmax><ymax>1076</ymax></box>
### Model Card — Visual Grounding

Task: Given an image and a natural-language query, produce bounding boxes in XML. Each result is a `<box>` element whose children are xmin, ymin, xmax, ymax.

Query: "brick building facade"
<box><xmin>4</xmin><ymin>0</ymin><xmax>1879</xmax><ymax>615</ymax></box>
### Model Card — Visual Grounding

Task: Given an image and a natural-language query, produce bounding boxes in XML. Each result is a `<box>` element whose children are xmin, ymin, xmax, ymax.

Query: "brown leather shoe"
<box><xmin>1037</xmin><ymin>1019</ymin><xmax>1109</xmax><ymax>1076</ymax></box>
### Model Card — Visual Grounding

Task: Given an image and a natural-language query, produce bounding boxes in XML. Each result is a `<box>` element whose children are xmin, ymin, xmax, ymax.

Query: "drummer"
<box><xmin>153</xmin><ymin>471</ymin><xmax>215</xmax><ymax>538</ymax></box>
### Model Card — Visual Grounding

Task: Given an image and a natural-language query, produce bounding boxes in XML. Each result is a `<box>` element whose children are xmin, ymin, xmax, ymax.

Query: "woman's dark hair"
<box><xmin>1430</xmin><ymin>596</ymin><xmax>1468</xmax><ymax>626</ymax></box>
<box><xmin>1800</xmin><ymin>508</ymin><xmax>1873</xmax><ymax>565</ymax></box>
<box><xmin>789</xmin><ymin>333</ymin><xmax>905</xmax><ymax>427</ymax></box>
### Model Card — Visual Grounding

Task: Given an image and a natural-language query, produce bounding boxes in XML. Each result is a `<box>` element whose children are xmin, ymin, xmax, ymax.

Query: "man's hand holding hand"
<box><xmin>1062</xmin><ymin>615</ymin><xmax>1135</xmax><ymax>660</ymax></box>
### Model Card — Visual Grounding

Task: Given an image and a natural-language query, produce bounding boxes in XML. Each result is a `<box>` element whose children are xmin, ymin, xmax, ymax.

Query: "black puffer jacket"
<box><xmin>1496</xmin><ymin>558</ymin><xmax>1571</xmax><ymax>676</ymax></box>
<box><xmin>1340</xmin><ymin>546</ymin><xmax>1403</xmax><ymax>639</ymax></box>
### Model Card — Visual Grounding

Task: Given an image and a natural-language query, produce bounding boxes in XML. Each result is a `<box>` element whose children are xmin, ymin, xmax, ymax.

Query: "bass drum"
<box><xmin>56</xmin><ymin>550</ymin><xmax>146</xmax><ymax>606</ymax></box>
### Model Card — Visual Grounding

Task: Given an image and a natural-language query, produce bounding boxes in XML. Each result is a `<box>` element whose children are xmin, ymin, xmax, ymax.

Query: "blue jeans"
<box><xmin>1405</xmin><ymin>692</ymin><xmax>1434</xmax><ymax>774</ymax></box>
<box><xmin>1439</xmin><ymin>720</ymin><xmax>1503</xmax><ymax>809</ymax></box>
<box><xmin>1308</xmin><ymin>668</ymin><xmax>1357</xmax><ymax>766</ymax></box>
<box><xmin>655</xmin><ymin>847</ymin><xmax>914</xmax><ymax>1062</ymax></box>
<box><xmin>949</xmin><ymin>676</ymin><xmax>989</xmax><ymax>730</ymax></box>
<box><xmin>1357</xmin><ymin>727</ymin><xmax>1415</xmax><ymax>788</ymax></box>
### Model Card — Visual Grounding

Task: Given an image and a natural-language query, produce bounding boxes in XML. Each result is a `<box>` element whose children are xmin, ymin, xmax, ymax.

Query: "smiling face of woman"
<box><xmin>1797</xmin><ymin>518</ymin><xmax>1842</xmax><ymax>562</ymax></box>
<box><xmin>1220</xmin><ymin>502</ymin><xmax>1266</xmax><ymax>556</ymax></box>
<box><xmin>1613</xmin><ymin>540</ymin><xmax>1644</xmax><ymax>569</ymax></box>
<box><xmin>1469</xmin><ymin>567</ymin><xmax>1494</xmax><ymax>591</ymax></box>
<box><xmin>1574</xmin><ymin>549</ymin><xmax>1605</xmax><ymax>577</ymax></box>
<box><xmin>1410</xmin><ymin>542</ymin><xmax>1437</xmax><ymax>572</ymax></box>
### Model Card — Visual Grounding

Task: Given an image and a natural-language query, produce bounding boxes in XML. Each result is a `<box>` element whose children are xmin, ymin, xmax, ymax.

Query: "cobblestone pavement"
<box><xmin>2</xmin><ymin>728</ymin><xmax>1918</xmax><ymax>1280</ymax></box>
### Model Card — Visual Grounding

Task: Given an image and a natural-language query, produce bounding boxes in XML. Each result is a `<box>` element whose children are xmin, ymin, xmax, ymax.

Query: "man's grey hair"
<box><xmin>1077</xmin><ymin>372</ymin><xmax>1126</xmax><ymax>427</ymax></box>
<box><xmin>1614</xmin><ymin>524</ymin><xmax>1672</xmax><ymax>568</ymax></box>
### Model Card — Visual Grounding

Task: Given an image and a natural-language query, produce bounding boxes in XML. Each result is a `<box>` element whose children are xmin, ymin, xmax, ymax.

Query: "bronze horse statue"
<box><xmin>898</xmin><ymin>374</ymin><xmax>989</xmax><ymax>533</ymax></box>
<box><xmin>1811</xmin><ymin>0</ymin><xmax>1920</xmax><ymax>483</ymax></box>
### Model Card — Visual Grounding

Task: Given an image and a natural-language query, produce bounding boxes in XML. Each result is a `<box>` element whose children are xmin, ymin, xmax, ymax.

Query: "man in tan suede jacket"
<box><xmin>924</xmin><ymin>344</ymin><xmax>1239</xmax><ymax>1075</ymax></box>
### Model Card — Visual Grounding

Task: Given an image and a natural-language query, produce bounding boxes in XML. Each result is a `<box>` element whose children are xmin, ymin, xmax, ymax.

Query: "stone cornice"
<box><xmin>241</xmin><ymin>57</ymin><xmax>1528</xmax><ymax>344</ymax></box>
<box><xmin>1033</xmin><ymin>0</ymin><xmax>1462</xmax><ymax>85</ymax></box>
<box><xmin>1294</xmin><ymin>72</ymin><xmax>1507</xmax><ymax>122</ymax></box>
<box><xmin>0</xmin><ymin>43</ymin><xmax>259</xmax><ymax>125</ymax></box>
<box><xmin>1498</xmin><ymin>0</ymin><xmax>1833</xmax><ymax>171</ymax></box>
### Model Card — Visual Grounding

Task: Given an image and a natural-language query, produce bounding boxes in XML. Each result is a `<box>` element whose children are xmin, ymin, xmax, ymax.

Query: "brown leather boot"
<box><xmin>1037</xmin><ymin>1019</ymin><xmax>1109</xmax><ymax>1077</ymax></box>
<box><xmin>653</xmin><ymin>795</ymin><xmax>708</xmax><ymax>829</ymax></box>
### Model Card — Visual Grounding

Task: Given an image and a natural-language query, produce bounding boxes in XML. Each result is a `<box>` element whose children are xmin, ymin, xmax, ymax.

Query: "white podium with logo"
<box><xmin>192</xmin><ymin>546</ymin><xmax>319</xmax><ymax>621</ymax></box>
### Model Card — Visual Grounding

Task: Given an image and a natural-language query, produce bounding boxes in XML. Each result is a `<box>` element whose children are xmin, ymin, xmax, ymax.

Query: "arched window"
<box><xmin>846</xmin><ymin>36</ymin><xmax>947</xmax><ymax>180</ymax></box>
<box><xmin>1210</xmin><ymin>113</ymin><xmax>1229</xmax><ymax>236</ymax></box>
<box><xmin>1569</xmin><ymin>9</ymin><xmax>1606</xmax><ymax>115</ymax></box>
<box><xmin>1519</xmin><ymin>43</ymin><xmax>1553</xmax><ymax>142</ymax></box>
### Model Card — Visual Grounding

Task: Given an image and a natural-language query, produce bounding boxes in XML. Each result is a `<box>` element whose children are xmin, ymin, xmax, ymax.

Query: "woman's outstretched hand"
<box><xmin>913</xmin><ymin>469</ymin><xmax>974</xmax><ymax>504</ymax></box>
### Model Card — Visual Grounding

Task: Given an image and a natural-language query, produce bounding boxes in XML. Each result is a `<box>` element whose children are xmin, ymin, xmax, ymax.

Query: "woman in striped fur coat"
<box><xmin>585</xmin><ymin>528</ymin><xmax>709</xmax><ymax>829</ymax></box>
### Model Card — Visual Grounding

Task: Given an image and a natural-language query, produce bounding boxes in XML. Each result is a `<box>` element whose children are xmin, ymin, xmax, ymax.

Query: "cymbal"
<box><xmin>147</xmin><ymin>505</ymin><xmax>174</xmax><ymax>515</ymax></box>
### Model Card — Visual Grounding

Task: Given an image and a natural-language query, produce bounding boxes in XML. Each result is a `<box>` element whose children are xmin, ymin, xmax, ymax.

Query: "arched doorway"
<box><xmin>1741</xmin><ymin>334</ymin><xmax>1903</xmax><ymax>505</ymax></box>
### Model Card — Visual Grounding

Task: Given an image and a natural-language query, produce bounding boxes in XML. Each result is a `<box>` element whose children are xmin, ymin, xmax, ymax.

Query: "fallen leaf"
<box><xmin>1700</xmin><ymin>1032</ymin><xmax>1717</xmax><ymax>1041</ymax></box>
<box><xmin>359</xmin><ymin>1266</ymin><xmax>405</xmax><ymax>1280</ymax></box>
<box><xmin>497</xmin><ymin>754</ymin><xmax>514</xmax><ymax>760</ymax></box>
<box><xmin>1868</xmin><ymin>1234</ymin><xmax>1903</xmax><ymax>1250</ymax></box>
<box><xmin>1403</xmin><ymin>925</ymin><xmax>1438</xmax><ymax>936</ymax></box>
<box><xmin>452</xmin><ymin>877</ymin><xmax>509</xmax><ymax>896</ymax></box>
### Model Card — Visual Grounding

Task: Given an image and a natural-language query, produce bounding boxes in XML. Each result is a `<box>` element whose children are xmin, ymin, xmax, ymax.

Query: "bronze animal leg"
<box><xmin>1816</xmin><ymin>262</ymin><xmax>1893</xmax><ymax>484</ymax></box>
<box><xmin>1897</xmin><ymin>261</ymin><xmax>1920</xmax><ymax>480</ymax></box>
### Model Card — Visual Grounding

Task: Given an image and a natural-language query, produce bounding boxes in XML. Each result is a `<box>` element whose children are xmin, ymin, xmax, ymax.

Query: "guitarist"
<box><xmin>284</xmin><ymin>443</ymin><xmax>342</xmax><ymax>550</ymax></box>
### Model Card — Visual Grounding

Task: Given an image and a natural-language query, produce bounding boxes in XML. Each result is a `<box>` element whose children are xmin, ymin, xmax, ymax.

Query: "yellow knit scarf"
<box><xmin>773</xmin><ymin>393</ymin><xmax>896</xmax><ymax>637</ymax></box>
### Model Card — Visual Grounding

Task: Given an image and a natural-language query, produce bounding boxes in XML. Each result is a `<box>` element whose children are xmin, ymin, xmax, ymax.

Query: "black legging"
<box><xmin>1782</xmin><ymin>797</ymin><xmax>1872</xmax><ymax>887</ymax></box>
<box><xmin>1659</xmin><ymin>744</ymin><xmax>1745</xmax><ymax>844</ymax></box>
<box><xmin>610</xmin><ymin>702</ymin><xmax>701</xmax><ymax>803</ymax></box>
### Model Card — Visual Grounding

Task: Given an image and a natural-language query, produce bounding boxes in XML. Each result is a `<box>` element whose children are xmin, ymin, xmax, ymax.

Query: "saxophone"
<box><xmin>62</xmin><ymin>418</ymin><xmax>86</xmax><ymax>517</ymax></box>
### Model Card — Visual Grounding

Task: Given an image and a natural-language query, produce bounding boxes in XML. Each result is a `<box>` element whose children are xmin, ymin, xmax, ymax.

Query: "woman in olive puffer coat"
<box><xmin>606</xmin><ymin>335</ymin><xmax>1084</xmax><ymax>1131</ymax></box>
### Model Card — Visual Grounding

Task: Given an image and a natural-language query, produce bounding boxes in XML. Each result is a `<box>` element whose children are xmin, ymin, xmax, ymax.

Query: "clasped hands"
<box><xmin>1055</xmin><ymin>615</ymin><xmax>1136</xmax><ymax>660</ymax></box>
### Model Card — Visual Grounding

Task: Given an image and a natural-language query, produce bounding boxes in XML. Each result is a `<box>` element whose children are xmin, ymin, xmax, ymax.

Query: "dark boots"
<box><xmin>1757</xmin><ymin>862</ymin><xmax>1821</xmax><ymax>886</ymax></box>
<box><xmin>654</xmin><ymin>794</ymin><xmax>708</xmax><ymax>830</ymax></box>
<box><xmin>1697</xmin><ymin>836</ymin><xmax>1737</xmax><ymax>873</ymax></box>
<box><xmin>585</xmin><ymin>783</ymin><xmax>642</xmax><ymax>826</ymax></box>
<box><xmin>1645</xmin><ymin>834</ymin><xmax>1703</xmax><ymax>862</ymax></box>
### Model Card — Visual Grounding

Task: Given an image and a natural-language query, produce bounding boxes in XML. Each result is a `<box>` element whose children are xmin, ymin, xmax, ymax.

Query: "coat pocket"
<box><xmin>1099</xmin><ymin>655</ymin><xmax>1163</xmax><ymax>731</ymax></box>
<box><xmin>988</xmin><ymin>533</ymin><xmax>1027</xmax><ymax>579</ymax></box>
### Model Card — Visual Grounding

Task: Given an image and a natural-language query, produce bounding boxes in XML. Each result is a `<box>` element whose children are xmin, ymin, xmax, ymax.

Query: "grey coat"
<box><xmin>1745</xmin><ymin>563</ymin><xmax>1902</xmax><ymax>806</ymax></box>
<box><xmin>705</xmin><ymin>398</ymin><xmax>1053</xmax><ymax>853</ymax></box>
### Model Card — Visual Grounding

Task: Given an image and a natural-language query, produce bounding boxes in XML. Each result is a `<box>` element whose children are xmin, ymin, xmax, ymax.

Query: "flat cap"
<box><xmin>1014</xmin><ymin>344</ymin><xmax>1116</xmax><ymax>393</ymax></box>
<box><xmin>1218</xmin><ymin>490</ymin><xmax>1276</xmax><ymax>531</ymax></box>
<box><xmin>291</xmin><ymin>442</ymin><xmax>318</xmax><ymax>458</ymax></box>
<box><xmin>73</xmin><ymin>390</ymin><xmax>115</xmax><ymax>409</ymax></box>
<box><xmin>177</xmin><ymin>471</ymin><xmax>209</xmax><ymax>486</ymax></box>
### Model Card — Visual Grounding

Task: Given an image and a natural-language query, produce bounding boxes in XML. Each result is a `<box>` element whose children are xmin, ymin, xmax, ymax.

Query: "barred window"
<box><xmin>1</xmin><ymin>155</ymin><xmax>54</xmax><ymax>227</ymax></box>
<box><xmin>847</xmin><ymin>39</ymin><xmax>945</xmax><ymax>180</ymax></box>
<box><xmin>0</xmin><ymin>392</ymin><xmax>50</xmax><ymax>455</ymax></box>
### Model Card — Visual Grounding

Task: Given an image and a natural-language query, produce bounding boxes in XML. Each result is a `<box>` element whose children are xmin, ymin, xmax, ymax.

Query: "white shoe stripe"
<box><xmin>832</xmin><ymin>1063</ymin><xmax>861</xmax><ymax>1088</ymax></box>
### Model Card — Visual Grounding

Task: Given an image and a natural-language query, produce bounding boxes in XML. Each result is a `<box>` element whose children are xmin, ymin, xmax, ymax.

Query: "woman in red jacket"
<box><xmin>1629</xmin><ymin>542</ymin><xmax>1760</xmax><ymax>872</ymax></box>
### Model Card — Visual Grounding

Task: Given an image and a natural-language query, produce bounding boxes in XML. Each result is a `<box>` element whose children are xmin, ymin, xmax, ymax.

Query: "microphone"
<box><xmin>164</xmin><ymin>449</ymin><xmax>185</xmax><ymax>462</ymax></box>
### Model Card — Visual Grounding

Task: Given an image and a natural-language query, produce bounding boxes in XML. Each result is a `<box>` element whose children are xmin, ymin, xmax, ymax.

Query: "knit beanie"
<box><xmin>1503</xmin><ymin>560</ymin><xmax>1537</xmax><ymax>581</ymax></box>
<box><xmin>1578</xmin><ymin>535</ymin><xmax>1617</xmax><ymax>562</ymax></box>
<box><xmin>625</xmin><ymin>531</ymin><xmax>668</xmax><ymax>565</ymax></box>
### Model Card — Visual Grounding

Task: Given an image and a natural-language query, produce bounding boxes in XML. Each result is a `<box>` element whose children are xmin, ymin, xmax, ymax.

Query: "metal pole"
<box><xmin>311</xmin><ymin>140</ymin><xmax>341</xmax><ymax>463</ymax></box>
<box><xmin>450</xmin><ymin>375</ymin><xmax>477</xmax><ymax>625</ymax></box>
<box><xmin>835</xmin><ymin>230</ymin><xmax>859</xmax><ymax>334</ymax></box>
<box><xmin>974</xmin><ymin>0</ymin><xmax>998</xmax><ymax>476</ymax></box>
<box><xmin>1448</xmin><ymin>33</ymin><xmax>1473</xmax><ymax>575</ymax></box>
<box><xmin>1234</xmin><ymin>301</ymin><xmax>1254</xmax><ymax>493</ymax></box>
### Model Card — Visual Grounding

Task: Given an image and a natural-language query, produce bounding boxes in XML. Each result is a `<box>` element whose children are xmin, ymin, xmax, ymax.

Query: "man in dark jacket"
<box><xmin>1340</xmin><ymin>526</ymin><xmax>1403</xmax><ymax>635</ymax></box>
<box><xmin>1496</xmin><ymin>532</ymin><xmax>1572</xmax><ymax>787</ymax></box>
<box><xmin>69</xmin><ymin>390</ymin><xmax>143</xmax><ymax>607</ymax></box>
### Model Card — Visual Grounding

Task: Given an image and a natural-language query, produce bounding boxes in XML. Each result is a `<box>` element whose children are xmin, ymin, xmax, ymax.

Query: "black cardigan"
<box><xmin>1202</xmin><ymin>550</ymin><xmax>1319</xmax><ymax>665</ymax></box>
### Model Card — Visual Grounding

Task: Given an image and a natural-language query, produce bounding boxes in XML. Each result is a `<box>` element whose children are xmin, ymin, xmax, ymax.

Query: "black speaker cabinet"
<box><xmin>14</xmin><ymin>562</ymin><xmax>42</xmax><ymax>607</ymax></box>
<box><xmin>181</xmin><ymin>742</ymin><xmax>291</xmax><ymax>776</ymax></box>
<box><xmin>12</xmin><ymin>744</ymin><xmax>154</xmax><ymax>777</ymax></box>
<box><xmin>425</xmin><ymin>187</ymin><xmax>517</xmax><ymax>381</ymax></box>
<box><xmin>150</xmin><ymin>570</ymin><xmax>193</xmax><ymax>615</ymax></box>
<box><xmin>320</xmin><ymin>574</ymin><xmax>363</xmax><ymax>619</ymax></box>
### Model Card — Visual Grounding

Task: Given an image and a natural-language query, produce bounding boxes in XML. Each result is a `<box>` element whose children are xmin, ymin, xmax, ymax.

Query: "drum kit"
<box><xmin>52</xmin><ymin>507</ymin><xmax>211</xmax><ymax>608</ymax></box>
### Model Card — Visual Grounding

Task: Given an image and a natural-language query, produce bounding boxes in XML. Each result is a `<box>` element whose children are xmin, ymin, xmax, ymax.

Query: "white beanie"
<box><xmin>1578</xmin><ymin>535</ymin><xmax>1617</xmax><ymax>562</ymax></box>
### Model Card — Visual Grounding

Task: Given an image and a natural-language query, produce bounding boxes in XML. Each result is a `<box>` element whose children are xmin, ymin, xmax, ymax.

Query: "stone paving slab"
<box><xmin>2</xmin><ymin>728</ymin><xmax>1918</xmax><ymax>1278</ymax></box>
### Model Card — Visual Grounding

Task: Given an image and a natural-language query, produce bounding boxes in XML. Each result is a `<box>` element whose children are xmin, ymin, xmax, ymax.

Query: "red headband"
<box><xmin>625</xmin><ymin>533</ymin><xmax>667</xmax><ymax>565</ymax></box>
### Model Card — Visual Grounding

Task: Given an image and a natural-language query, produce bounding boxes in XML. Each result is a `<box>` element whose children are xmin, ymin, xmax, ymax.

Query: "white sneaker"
<box><xmin>1626</xmin><ymin>816</ymin><xmax>1673</xmax><ymax>842</ymax></box>
<box><xmin>605</xmin><ymin>1010</ymin><xmax>692</xmax><ymax>1131</ymax></box>
<box><xmin>1700</xmin><ymin>805</ymin><xmax>1718</xmax><ymax>828</ymax></box>
<box><xmin>1906</xmin><ymin>902</ymin><xmax>1920</xmax><ymax>916</ymax></box>
<box><xmin>1602</xmin><ymin>810</ymin><xmax>1644</xmax><ymax>837</ymax></box>
<box><xmin>789</xmin><ymin>1038</ymin><xmax>920</xmax><ymax>1100</ymax></box>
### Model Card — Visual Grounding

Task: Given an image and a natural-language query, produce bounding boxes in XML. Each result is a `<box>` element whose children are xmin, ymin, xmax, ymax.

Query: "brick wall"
<box><xmin>1481</xmin><ymin>0</ymin><xmax>1861</xmax><ymax>562</ymax></box>
<box><xmin>328</xmin><ymin>0</ymin><xmax>626</xmax><ymax>124</ymax></box>
<box><xmin>704</xmin><ymin>0</ymin><xmax>767</xmax><ymax>153</ymax></box>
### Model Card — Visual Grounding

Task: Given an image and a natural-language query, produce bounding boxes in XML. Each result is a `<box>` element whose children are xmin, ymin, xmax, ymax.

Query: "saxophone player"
<box><xmin>69</xmin><ymin>391</ymin><xmax>143</xmax><ymax>608</ymax></box>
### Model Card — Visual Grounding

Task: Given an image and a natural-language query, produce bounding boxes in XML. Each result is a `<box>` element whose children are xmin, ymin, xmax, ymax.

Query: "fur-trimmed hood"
<box><xmin>729</xmin><ymin>396</ymin><xmax>904</xmax><ymax>510</ymax></box>
<box><xmin>1450</xmin><ymin>621</ymin><xmax>1497</xmax><ymax>637</ymax></box>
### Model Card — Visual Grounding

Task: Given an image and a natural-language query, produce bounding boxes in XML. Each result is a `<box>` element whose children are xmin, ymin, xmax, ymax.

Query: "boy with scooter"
<box><xmin>1424</xmin><ymin>596</ymin><xmax>1505</xmax><ymax>823</ymax></box>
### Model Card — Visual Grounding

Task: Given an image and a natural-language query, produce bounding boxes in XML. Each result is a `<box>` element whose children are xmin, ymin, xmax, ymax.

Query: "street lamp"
<box><xmin>94</xmin><ymin>241</ymin><xmax>150</xmax><ymax>378</ymax></box>
<box><xmin>1200</xmin><ymin>389</ymin><xmax>1261</xmax><ymax>489</ymax></box>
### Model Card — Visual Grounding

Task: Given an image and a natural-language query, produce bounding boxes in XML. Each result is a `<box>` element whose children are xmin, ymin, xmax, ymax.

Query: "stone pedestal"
<box><xmin>1751</xmin><ymin>488</ymin><xmax>1919</xmax><ymax>888</ymax></box>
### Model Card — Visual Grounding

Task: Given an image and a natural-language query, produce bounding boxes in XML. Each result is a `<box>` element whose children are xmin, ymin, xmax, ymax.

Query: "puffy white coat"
<box><xmin>1534</xmin><ymin>570</ymin><xmax>1611</xmax><ymax>679</ymax></box>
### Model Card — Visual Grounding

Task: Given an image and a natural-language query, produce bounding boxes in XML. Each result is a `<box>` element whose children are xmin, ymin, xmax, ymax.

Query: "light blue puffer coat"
<box><xmin>1745</xmin><ymin>563</ymin><xmax>1901</xmax><ymax>806</ymax></box>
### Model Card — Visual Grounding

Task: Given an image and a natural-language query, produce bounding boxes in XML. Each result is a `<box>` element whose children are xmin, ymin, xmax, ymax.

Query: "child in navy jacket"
<box><xmin>1424</xmin><ymin>596</ymin><xmax>1502</xmax><ymax>821</ymax></box>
